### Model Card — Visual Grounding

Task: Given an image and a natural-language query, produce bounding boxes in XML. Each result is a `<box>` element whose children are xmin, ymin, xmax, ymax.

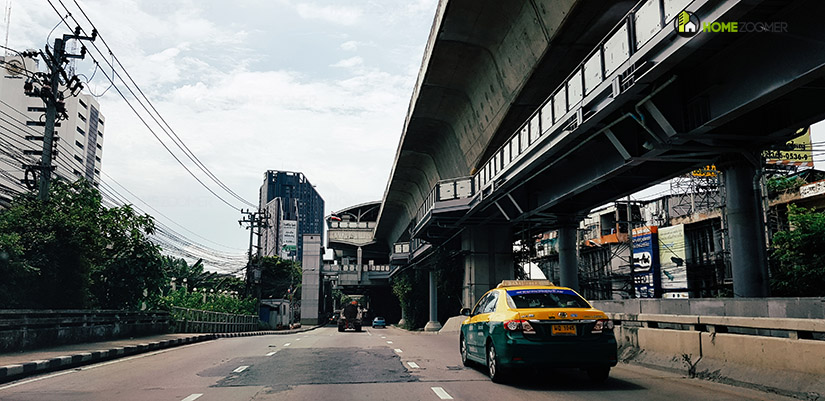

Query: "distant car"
<box><xmin>459</xmin><ymin>280</ymin><xmax>617</xmax><ymax>383</ymax></box>
<box><xmin>372</xmin><ymin>317</ymin><xmax>386</xmax><ymax>328</ymax></box>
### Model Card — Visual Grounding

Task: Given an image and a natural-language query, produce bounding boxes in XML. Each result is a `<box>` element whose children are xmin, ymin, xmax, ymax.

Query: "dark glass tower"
<box><xmin>259</xmin><ymin>171</ymin><xmax>324</xmax><ymax>262</ymax></box>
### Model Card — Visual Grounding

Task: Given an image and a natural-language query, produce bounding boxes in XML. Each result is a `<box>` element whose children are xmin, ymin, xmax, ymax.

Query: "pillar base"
<box><xmin>424</xmin><ymin>321</ymin><xmax>442</xmax><ymax>332</ymax></box>
<box><xmin>397</xmin><ymin>318</ymin><xmax>406</xmax><ymax>327</ymax></box>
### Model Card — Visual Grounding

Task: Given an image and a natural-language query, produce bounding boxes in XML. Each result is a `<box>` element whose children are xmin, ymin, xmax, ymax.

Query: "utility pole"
<box><xmin>239</xmin><ymin>208</ymin><xmax>270</xmax><ymax>309</ymax></box>
<box><xmin>22</xmin><ymin>27</ymin><xmax>95</xmax><ymax>201</ymax></box>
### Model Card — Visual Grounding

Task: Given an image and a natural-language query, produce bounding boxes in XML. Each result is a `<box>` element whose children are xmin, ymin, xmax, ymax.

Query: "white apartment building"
<box><xmin>0</xmin><ymin>54</ymin><xmax>104</xmax><ymax>204</ymax></box>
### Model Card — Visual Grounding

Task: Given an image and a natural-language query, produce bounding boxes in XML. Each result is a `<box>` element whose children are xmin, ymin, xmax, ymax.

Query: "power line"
<box><xmin>46</xmin><ymin>0</ymin><xmax>256</xmax><ymax>210</ymax></box>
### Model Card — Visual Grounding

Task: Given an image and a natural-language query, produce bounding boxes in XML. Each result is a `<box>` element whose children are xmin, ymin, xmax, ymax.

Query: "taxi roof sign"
<box><xmin>497</xmin><ymin>280</ymin><xmax>555</xmax><ymax>288</ymax></box>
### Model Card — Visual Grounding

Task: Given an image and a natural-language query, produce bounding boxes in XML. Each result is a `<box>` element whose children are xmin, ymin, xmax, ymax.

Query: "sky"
<box><xmin>5</xmin><ymin>0</ymin><xmax>439</xmax><ymax>269</ymax></box>
<box><xmin>5</xmin><ymin>0</ymin><xmax>825</xmax><ymax>273</ymax></box>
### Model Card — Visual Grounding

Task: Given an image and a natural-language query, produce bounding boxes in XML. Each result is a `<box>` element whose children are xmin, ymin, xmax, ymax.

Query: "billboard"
<box><xmin>658</xmin><ymin>224</ymin><xmax>688</xmax><ymax>298</ymax></box>
<box><xmin>763</xmin><ymin>127</ymin><xmax>814</xmax><ymax>167</ymax></box>
<box><xmin>632</xmin><ymin>226</ymin><xmax>660</xmax><ymax>298</ymax></box>
<box><xmin>279</xmin><ymin>220</ymin><xmax>298</xmax><ymax>258</ymax></box>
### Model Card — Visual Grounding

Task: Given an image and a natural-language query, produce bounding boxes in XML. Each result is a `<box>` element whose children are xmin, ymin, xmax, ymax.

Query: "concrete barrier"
<box><xmin>0</xmin><ymin>310</ymin><xmax>170</xmax><ymax>352</ymax></box>
<box><xmin>609</xmin><ymin>312</ymin><xmax>825</xmax><ymax>399</ymax></box>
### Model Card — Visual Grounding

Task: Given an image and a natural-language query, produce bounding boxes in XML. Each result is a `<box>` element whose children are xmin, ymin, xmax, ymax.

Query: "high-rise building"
<box><xmin>258</xmin><ymin>170</ymin><xmax>324</xmax><ymax>262</ymax></box>
<box><xmin>0</xmin><ymin>54</ymin><xmax>105</xmax><ymax>204</ymax></box>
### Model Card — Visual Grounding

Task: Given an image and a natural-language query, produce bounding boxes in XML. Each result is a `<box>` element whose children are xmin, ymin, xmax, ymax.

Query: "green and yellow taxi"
<box><xmin>459</xmin><ymin>280</ymin><xmax>617</xmax><ymax>383</ymax></box>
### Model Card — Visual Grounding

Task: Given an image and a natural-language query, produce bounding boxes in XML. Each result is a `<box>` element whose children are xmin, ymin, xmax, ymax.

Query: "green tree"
<box><xmin>0</xmin><ymin>180</ymin><xmax>162</xmax><ymax>309</ymax></box>
<box><xmin>257</xmin><ymin>256</ymin><xmax>302</xmax><ymax>300</ymax></box>
<box><xmin>770</xmin><ymin>204</ymin><xmax>825</xmax><ymax>296</ymax></box>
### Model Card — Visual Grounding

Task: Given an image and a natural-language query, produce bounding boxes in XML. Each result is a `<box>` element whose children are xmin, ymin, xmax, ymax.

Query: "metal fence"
<box><xmin>170</xmin><ymin>307</ymin><xmax>258</xmax><ymax>333</ymax></box>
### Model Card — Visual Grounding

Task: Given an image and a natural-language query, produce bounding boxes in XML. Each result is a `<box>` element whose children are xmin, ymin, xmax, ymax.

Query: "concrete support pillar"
<box><xmin>723</xmin><ymin>156</ymin><xmax>769</xmax><ymax>297</ymax></box>
<box><xmin>300</xmin><ymin>234</ymin><xmax>322</xmax><ymax>325</ymax></box>
<box><xmin>558</xmin><ymin>223</ymin><xmax>580</xmax><ymax>291</ymax></box>
<box><xmin>461</xmin><ymin>225</ymin><xmax>513</xmax><ymax>309</ymax></box>
<box><xmin>424</xmin><ymin>270</ymin><xmax>441</xmax><ymax>331</ymax></box>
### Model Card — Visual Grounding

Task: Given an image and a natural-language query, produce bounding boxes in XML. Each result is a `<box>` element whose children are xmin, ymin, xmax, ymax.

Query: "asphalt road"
<box><xmin>0</xmin><ymin>326</ymin><xmax>795</xmax><ymax>401</ymax></box>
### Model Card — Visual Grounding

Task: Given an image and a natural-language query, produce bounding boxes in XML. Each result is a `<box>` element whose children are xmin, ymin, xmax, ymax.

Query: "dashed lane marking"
<box><xmin>265</xmin><ymin>351</ymin><xmax>277</xmax><ymax>356</ymax></box>
<box><xmin>181</xmin><ymin>394</ymin><xmax>203</xmax><ymax>401</ymax></box>
<box><xmin>284</xmin><ymin>343</ymin><xmax>291</xmax><ymax>347</ymax></box>
<box><xmin>407</xmin><ymin>361</ymin><xmax>420</xmax><ymax>369</ymax></box>
<box><xmin>394</xmin><ymin>349</ymin><xmax>403</xmax><ymax>353</ymax></box>
<box><xmin>233</xmin><ymin>366</ymin><xmax>249</xmax><ymax>373</ymax></box>
<box><xmin>431</xmin><ymin>387</ymin><xmax>453</xmax><ymax>400</ymax></box>
<box><xmin>386</xmin><ymin>341</ymin><xmax>393</xmax><ymax>344</ymax></box>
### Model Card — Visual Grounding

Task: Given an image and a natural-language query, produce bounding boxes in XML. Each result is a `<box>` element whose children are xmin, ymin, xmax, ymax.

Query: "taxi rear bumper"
<box><xmin>494</xmin><ymin>333</ymin><xmax>618</xmax><ymax>368</ymax></box>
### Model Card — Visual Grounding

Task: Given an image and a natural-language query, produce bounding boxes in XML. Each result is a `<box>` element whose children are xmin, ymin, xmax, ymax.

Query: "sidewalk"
<box><xmin>0</xmin><ymin>325</ymin><xmax>322</xmax><ymax>383</ymax></box>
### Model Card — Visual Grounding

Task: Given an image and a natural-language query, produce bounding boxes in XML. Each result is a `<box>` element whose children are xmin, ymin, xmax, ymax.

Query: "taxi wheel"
<box><xmin>460</xmin><ymin>335</ymin><xmax>470</xmax><ymax>366</ymax></box>
<box><xmin>486</xmin><ymin>342</ymin><xmax>507</xmax><ymax>383</ymax></box>
<box><xmin>587</xmin><ymin>367</ymin><xmax>610</xmax><ymax>383</ymax></box>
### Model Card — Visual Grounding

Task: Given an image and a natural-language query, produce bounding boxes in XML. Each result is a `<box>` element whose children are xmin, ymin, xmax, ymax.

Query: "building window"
<box><xmin>74</xmin><ymin>155</ymin><xmax>83</xmax><ymax>163</ymax></box>
<box><xmin>98</xmin><ymin>119</ymin><xmax>104</xmax><ymax>125</ymax></box>
<box><xmin>96</xmin><ymin>144</ymin><xmax>102</xmax><ymax>150</ymax></box>
<box><xmin>95</xmin><ymin>156</ymin><xmax>101</xmax><ymax>162</ymax></box>
<box><xmin>75</xmin><ymin>140</ymin><xmax>84</xmax><ymax>149</ymax></box>
<box><xmin>27</xmin><ymin>107</ymin><xmax>47</xmax><ymax>112</ymax></box>
<box><xmin>77</xmin><ymin>113</ymin><xmax>86</xmax><ymax>122</ymax></box>
<box><xmin>79</xmin><ymin>99</ymin><xmax>87</xmax><ymax>109</ymax></box>
<box><xmin>76</xmin><ymin>127</ymin><xmax>85</xmax><ymax>136</ymax></box>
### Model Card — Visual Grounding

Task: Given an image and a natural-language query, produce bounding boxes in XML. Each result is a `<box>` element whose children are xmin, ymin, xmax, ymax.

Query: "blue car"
<box><xmin>372</xmin><ymin>317</ymin><xmax>386</xmax><ymax>328</ymax></box>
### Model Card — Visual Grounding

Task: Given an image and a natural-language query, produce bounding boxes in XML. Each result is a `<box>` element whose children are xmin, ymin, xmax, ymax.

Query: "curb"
<box><xmin>0</xmin><ymin>325</ymin><xmax>326</xmax><ymax>384</ymax></box>
<box><xmin>0</xmin><ymin>334</ymin><xmax>214</xmax><ymax>384</ymax></box>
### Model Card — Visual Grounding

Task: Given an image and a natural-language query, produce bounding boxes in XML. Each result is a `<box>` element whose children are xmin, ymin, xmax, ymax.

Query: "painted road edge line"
<box><xmin>181</xmin><ymin>394</ymin><xmax>203</xmax><ymax>401</ymax></box>
<box><xmin>233</xmin><ymin>366</ymin><xmax>249</xmax><ymax>373</ymax></box>
<box><xmin>431</xmin><ymin>387</ymin><xmax>453</xmax><ymax>400</ymax></box>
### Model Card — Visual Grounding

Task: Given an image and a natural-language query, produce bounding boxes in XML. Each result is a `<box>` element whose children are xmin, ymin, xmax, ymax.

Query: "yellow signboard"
<box><xmin>763</xmin><ymin>127</ymin><xmax>814</xmax><ymax>167</ymax></box>
<box><xmin>691</xmin><ymin>164</ymin><xmax>718</xmax><ymax>178</ymax></box>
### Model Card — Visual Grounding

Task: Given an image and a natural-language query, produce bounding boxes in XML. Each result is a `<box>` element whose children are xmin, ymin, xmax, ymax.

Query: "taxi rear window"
<box><xmin>505</xmin><ymin>289</ymin><xmax>590</xmax><ymax>309</ymax></box>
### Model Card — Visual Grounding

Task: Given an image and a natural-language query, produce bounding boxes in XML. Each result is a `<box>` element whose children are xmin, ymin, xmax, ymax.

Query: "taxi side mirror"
<box><xmin>459</xmin><ymin>308</ymin><xmax>471</xmax><ymax>316</ymax></box>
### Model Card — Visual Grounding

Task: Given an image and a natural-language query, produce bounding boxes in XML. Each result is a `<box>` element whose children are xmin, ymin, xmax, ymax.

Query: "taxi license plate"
<box><xmin>551</xmin><ymin>324</ymin><xmax>577</xmax><ymax>336</ymax></box>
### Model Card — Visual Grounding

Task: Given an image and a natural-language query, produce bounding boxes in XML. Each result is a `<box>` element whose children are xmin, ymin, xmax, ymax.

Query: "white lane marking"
<box><xmin>386</xmin><ymin>341</ymin><xmax>393</xmax><ymax>344</ymax></box>
<box><xmin>431</xmin><ymin>387</ymin><xmax>453</xmax><ymax>400</ymax></box>
<box><xmin>265</xmin><ymin>351</ymin><xmax>277</xmax><ymax>356</ymax></box>
<box><xmin>296</xmin><ymin>338</ymin><xmax>301</xmax><ymax>341</ymax></box>
<box><xmin>394</xmin><ymin>348</ymin><xmax>403</xmax><ymax>353</ymax></box>
<box><xmin>381</xmin><ymin>336</ymin><xmax>386</xmax><ymax>339</ymax></box>
<box><xmin>407</xmin><ymin>361</ymin><xmax>420</xmax><ymax>369</ymax></box>
<box><xmin>181</xmin><ymin>394</ymin><xmax>203</xmax><ymax>401</ymax></box>
<box><xmin>233</xmin><ymin>365</ymin><xmax>249</xmax><ymax>373</ymax></box>
<box><xmin>283</xmin><ymin>343</ymin><xmax>291</xmax><ymax>347</ymax></box>
<box><xmin>367</xmin><ymin>329</ymin><xmax>372</xmax><ymax>336</ymax></box>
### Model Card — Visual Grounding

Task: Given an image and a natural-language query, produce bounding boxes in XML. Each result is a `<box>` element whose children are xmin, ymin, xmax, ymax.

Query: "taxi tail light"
<box><xmin>503</xmin><ymin>319</ymin><xmax>536</xmax><ymax>334</ymax></box>
<box><xmin>592</xmin><ymin>319</ymin><xmax>615</xmax><ymax>333</ymax></box>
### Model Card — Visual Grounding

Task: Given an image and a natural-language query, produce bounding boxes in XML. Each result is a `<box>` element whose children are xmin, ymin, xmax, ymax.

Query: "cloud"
<box><xmin>340</xmin><ymin>40</ymin><xmax>359</xmax><ymax>51</ymax></box>
<box><xmin>295</xmin><ymin>3</ymin><xmax>362</xmax><ymax>26</ymax></box>
<box><xmin>330</xmin><ymin>56</ymin><xmax>363</xmax><ymax>69</ymax></box>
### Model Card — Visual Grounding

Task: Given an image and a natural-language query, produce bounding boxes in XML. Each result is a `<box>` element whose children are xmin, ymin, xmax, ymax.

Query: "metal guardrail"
<box><xmin>473</xmin><ymin>0</ymin><xmax>694</xmax><ymax>194</ymax></box>
<box><xmin>328</xmin><ymin>264</ymin><xmax>392</xmax><ymax>272</ymax></box>
<box><xmin>609</xmin><ymin>313</ymin><xmax>825</xmax><ymax>341</ymax></box>
<box><xmin>170</xmin><ymin>307</ymin><xmax>258</xmax><ymax>333</ymax></box>
<box><xmin>414</xmin><ymin>176</ymin><xmax>475</xmax><ymax>228</ymax></box>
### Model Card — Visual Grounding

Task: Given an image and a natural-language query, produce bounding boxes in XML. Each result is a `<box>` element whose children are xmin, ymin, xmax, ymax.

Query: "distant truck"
<box><xmin>338</xmin><ymin>301</ymin><xmax>362</xmax><ymax>332</ymax></box>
